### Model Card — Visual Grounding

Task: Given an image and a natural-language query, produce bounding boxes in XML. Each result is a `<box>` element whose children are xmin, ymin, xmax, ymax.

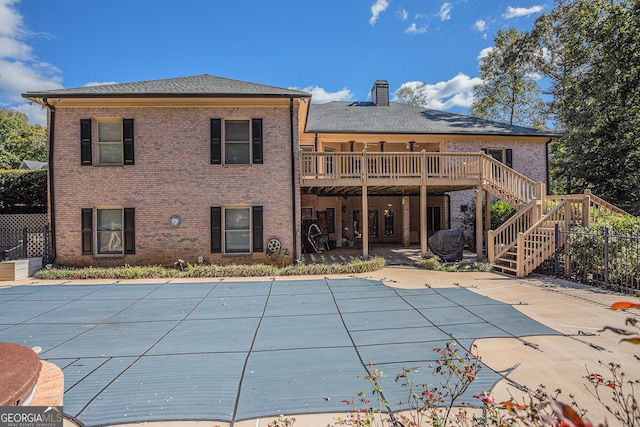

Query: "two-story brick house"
<box><xmin>24</xmin><ymin>75</ymin><xmax>558</xmax><ymax>268</ymax></box>
<box><xmin>23</xmin><ymin>75</ymin><xmax>310</xmax><ymax>267</ymax></box>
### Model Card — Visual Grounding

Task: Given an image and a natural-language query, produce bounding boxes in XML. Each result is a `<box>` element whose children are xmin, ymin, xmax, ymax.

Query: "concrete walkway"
<box><xmin>1</xmin><ymin>266</ymin><xmax>639</xmax><ymax>427</ymax></box>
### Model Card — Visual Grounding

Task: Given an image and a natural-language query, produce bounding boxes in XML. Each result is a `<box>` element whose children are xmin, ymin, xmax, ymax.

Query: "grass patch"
<box><xmin>415</xmin><ymin>256</ymin><xmax>492</xmax><ymax>272</ymax></box>
<box><xmin>33</xmin><ymin>257</ymin><xmax>386</xmax><ymax>280</ymax></box>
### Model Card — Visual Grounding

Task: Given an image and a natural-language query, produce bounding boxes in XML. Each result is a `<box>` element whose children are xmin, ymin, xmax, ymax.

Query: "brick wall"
<box><xmin>52</xmin><ymin>104</ymin><xmax>299</xmax><ymax>267</ymax></box>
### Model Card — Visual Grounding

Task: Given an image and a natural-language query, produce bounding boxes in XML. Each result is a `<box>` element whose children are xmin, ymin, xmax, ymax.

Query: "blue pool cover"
<box><xmin>0</xmin><ymin>278</ymin><xmax>559</xmax><ymax>426</ymax></box>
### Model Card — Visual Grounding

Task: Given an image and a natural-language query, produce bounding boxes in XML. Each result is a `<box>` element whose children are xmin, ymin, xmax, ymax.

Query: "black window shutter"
<box><xmin>123</xmin><ymin>119</ymin><xmax>135</xmax><ymax>165</ymax></box>
<box><xmin>124</xmin><ymin>208</ymin><xmax>135</xmax><ymax>254</ymax></box>
<box><xmin>252</xmin><ymin>119</ymin><xmax>263</xmax><ymax>164</ymax></box>
<box><xmin>505</xmin><ymin>149</ymin><xmax>513</xmax><ymax>168</ymax></box>
<box><xmin>211</xmin><ymin>207</ymin><xmax>222</xmax><ymax>253</ymax></box>
<box><xmin>210</xmin><ymin>119</ymin><xmax>222</xmax><ymax>164</ymax></box>
<box><xmin>252</xmin><ymin>206</ymin><xmax>264</xmax><ymax>252</ymax></box>
<box><xmin>81</xmin><ymin>208</ymin><xmax>93</xmax><ymax>254</ymax></box>
<box><xmin>80</xmin><ymin>119</ymin><xmax>92</xmax><ymax>165</ymax></box>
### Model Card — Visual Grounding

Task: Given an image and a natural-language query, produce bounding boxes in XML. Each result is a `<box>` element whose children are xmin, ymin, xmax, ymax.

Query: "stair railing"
<box><xmin>547</xmin><ymin>189</ymin><xmax>628</xmax><ymax>228</ymax></box>
<box><xmin>487</xmin><ymin>199</ymin><xmax>539</xmax><ymax>264</ymax></box>
<box><xmin>517</xmin><ymin>199</ymin><xmax>569</xmax><ymax>277</ymax></box>
<box><xmin>481</xmin><ymin>154</ymin><xmax>538</xmax><ymax>208</ymax></box>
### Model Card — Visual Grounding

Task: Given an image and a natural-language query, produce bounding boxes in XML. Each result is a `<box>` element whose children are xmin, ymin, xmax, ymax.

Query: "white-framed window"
<box><xmin>97</xmin><ymin>119</ymin><xmax>123</xmax><ymax>165</ymax></box>
<box><xmin>224</xmin><ymin>119</ymin><xmax>251</xmax><ymax>165</ymax></box>
<box><xmin>96</xmin><ymin>208</ymin><xmax>124</xmax><ymax>255</ymax></box>
<box><xmin>224</xmin><ymin>206</ymin><xmax>251</xmax><ymax>253</ymax></box>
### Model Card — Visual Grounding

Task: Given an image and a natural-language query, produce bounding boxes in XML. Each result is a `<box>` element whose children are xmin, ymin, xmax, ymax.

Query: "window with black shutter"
<box><xmin>211</xmin><ymin>207</ymin><xmax>222</xmax><ymax>253</ymax></box>
<box><xmin>213</xmin><ymin>118</ymin><xmax>263</xmax><ymax>165</ymax></box>
<box><xmin>252</xmin><ymin>119</ymin><xmax>263</xmax><ymax>164</ymax></box>
<box><xmin>124</xmin><ymin>208</ymin><xmax>135</xmax><ymax>254</ymax></box>
<box><xmin>252</xmin><ymin>206</ymin><xmax>263</xmax><ymax>252</ymax></box>
<box><xmin>81</xmin><ymin>208</ymin><xmax>93</xmax><ymax>254</ymax></box>
<box><xmin>123</xmin><ymin>119</ymin><xmax>135</xmax><ymax>165</ymax></box>
<box><xmin>80</xmin><ymin>119</ymin><xmax>92</xmax><ymax>165</ymax></box>
<box><xmin>210</xmin><ymin>119</ymin><xmax>222</xmax><ymax>164</ymax></box>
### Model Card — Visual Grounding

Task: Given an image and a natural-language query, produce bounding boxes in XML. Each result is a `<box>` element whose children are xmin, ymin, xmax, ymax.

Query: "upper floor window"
<box><xmin>210</xmin><ymin>118</ymin><xmax>262</xmax><ymax>165</ymax></box>
<box><xmin>225</xmin><ymin>120</ymin><xmax>250</xmax><ymax>165</ymax></box>
<box><xmin>81</xmin><ymin>118</ymin><xmax>134</xmax><ymax>166</ymax></box>
<box><xmin>482</xmin><ymin>147</ymin><xmax>513</xmax><ymax>168</ymax></box>
<box><xmin>97</xmin><ymin>120</ymin><xmax>123</xmax><ymax>165</ymax></box>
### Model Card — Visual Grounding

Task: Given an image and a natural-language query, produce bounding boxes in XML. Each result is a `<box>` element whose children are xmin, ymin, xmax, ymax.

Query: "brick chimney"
<box><xmin>371</xmin><ymin>80</ymin><xmax>389</xmax><ymax>106</ymax></box>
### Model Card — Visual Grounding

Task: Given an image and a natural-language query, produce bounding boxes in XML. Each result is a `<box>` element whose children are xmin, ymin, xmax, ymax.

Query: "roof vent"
<box><xmin>371</xmin><ymin>80</ymin><xmax>389</xmax><ymax>106</ymax></box>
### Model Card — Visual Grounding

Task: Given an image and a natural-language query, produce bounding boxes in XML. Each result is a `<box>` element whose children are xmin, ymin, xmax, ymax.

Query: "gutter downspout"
<box><xmin>42</xmin><ymin>98</ymin><xmax>56</xmax><ymax>263</ymax></box>
<box><xmin>289</xmin><ymin>98</ymin><xmax>298</xmax><ymax>262</ymax></box>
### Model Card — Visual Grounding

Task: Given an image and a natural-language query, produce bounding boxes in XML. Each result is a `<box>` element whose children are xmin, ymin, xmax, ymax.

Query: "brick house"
<box><xmin>24</xmin><ymin>75</ymin><xmax>560</xmax><ymax>269</ymax></box>
<box><xmin>23</xmin><ymin>75</ymin><xmax>310</xmax><ymax>267</ymax></box>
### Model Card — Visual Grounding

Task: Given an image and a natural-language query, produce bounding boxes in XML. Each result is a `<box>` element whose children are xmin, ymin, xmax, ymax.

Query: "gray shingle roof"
<box><xmin>22</xmin><ymin>74</ymin><xmax>311</xmax><ymax>99</ymax></box>
<box><xmin>306</xmin><ymin>101</ymin><xmax>557</xmax><ymax>137</ymax></box>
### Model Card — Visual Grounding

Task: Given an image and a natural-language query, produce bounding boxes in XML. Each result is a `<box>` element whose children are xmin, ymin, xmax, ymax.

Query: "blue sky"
<box><xmin>0</xmin><ymin>0</ymin><xmax>547</xmax><ymax>125</ymax></box>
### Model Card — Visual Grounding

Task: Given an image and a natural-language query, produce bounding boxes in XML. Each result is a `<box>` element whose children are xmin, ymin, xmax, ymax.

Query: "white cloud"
<box><xmin>399</xmin><ymin>8</ymin><xmax>408</xmax><ymax>20</ymax></box>
<box><xmin>369</xmin><ymin>0</ymin><xmax>389</xmax><ymax>25</ymax></box>
<box><xmin>502</xmin><ymin>5</ymin><xmax>544</xmax><ymax>19</ymax></box>
<box><xmin>439</xmin><ymin>2</ymin><xmax>452</xmax><ymax>21</ymax></box>
<box><xmin>404</xmin><ymin>23</ymin><xmax>427</xmax><ymax>34</ymax></box>
<box><xmin>473</xmin><ymin>19</ymin><xmax>487</xmax><ymax>32</ymax></box>
<box><xmin>0</xmin><ymin>0</ymin><xmax>25</xmax><ymax>38</ymax></box>
<box><xmin>0</xmin><ymin>0</ymin><xmax>63</xmax><ymax>125</ymax></box>
<box><xmin>477</xmin><ymin>46</ymin><xmax>494</xmax><ymax>60</ymax></box>
<box><xmin>393</xmin><ymin>73</ymin><xmax>482</xmax><ymax>110</ymax></box>
<box><xmin>295</xmin><ymin>85</ymin><xmax>354</xmax><ymax>104</ymax></box>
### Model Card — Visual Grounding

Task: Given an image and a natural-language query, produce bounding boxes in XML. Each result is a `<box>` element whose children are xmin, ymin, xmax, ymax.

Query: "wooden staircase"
<box><xmin>481</xmin><ymin>155</ymin><xmax>628</xmax><ymax>278</ymax></box>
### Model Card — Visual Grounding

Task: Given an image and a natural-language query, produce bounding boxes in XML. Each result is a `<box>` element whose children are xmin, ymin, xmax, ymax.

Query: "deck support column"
<box><xmin>362</xmin><ymin>185</ymin><xmax>369</xmax><ymax>258</ymax></box>
<box><xmin>484</xmin><ymin>189</ymin><xmax>491</xmax><ymax>250</ymax></box>
<box><xmin>476</xmin><ymin>186</ymin><xmax>484</xmax><ymax>261</ymax></box>
<box><xmin>420</xmin><ymin>185</ymin><xmax>428</xmax><ymax>257</ymax></box>
<box><xmin>402</xmin><ymin>196</ymin><xmax>411</xmax><ymax>247</ymax></box>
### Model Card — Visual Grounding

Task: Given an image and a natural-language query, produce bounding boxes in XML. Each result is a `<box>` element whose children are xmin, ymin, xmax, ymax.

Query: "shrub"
<box><xmin>459</xmin><ymin>199</ymin><xmax>517</xmax><ymax>251</ymax></box>
<box><xmin>0</xmin><ymin>169</ymin><xmax>47</xmax><ymax>213</ymax></box>
<box><xmin>568</xmin><ymin>215</ymin><xmax>640</xmax><ymax>289</ymax></box>
<box><xmin>33</xmin><ymin>257</ymin><xmax>386</xmax><ymax>280</ymax></box>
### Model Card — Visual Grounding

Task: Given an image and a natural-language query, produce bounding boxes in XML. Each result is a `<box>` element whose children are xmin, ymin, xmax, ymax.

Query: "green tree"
<box><xmin>395</xmin><ymin>83</ymin><xmax>429</xmax><ymax>107</ymax></box>
<box><xmin>471</xmin><ymin>27</ymin><xmax>548</xmax><ymax>128</ymax></box>
<box><xmin>531</xmin><ymin>0</ymin><xmax>640</xmax><ymax>214</ymax></box>
<box><xmin>0</xmin><ymin>109</ymin><xmax>47</xmax><ymax>169</ymax></box>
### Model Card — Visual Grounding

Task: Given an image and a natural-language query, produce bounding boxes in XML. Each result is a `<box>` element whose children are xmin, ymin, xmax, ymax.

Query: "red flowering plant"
<box><xmin>390</xmin><ymin>341</ymin><xmax>482</xmax><ymax>427</ymax></box>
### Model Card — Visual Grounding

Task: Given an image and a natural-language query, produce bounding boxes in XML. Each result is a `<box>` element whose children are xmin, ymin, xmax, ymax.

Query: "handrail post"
<box><xmin>421</xmin><ymin>149</ymin><xmax>427</xmax><ymax>183</ymax></box>
<box><xmin>536</xmin><ymin>182</ymin><xmax>546</xmax><ymax>216</ymax></box>
<box><xmin>554</xmin><ymin>223</ymin><xmax>560</xmax><ymax>275</ymax></box>
<box><xmin>487</xmin><ymin>230</ymin><xmax>495</xmax><ymax>263</ymax></box>
<box><xmin>362</xmin><ymin>149</ymin><xmax>368</xmax><ymax>184</ymax></box>
<box><xmin>516</xmin><ymin>232</ymin><xmax>525</xmax><ymax>278</ymax></box>
<box><xmin>583</xmin><ymin>189</ymin><xmax>592</xmax><ymax>228</ymax></box>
